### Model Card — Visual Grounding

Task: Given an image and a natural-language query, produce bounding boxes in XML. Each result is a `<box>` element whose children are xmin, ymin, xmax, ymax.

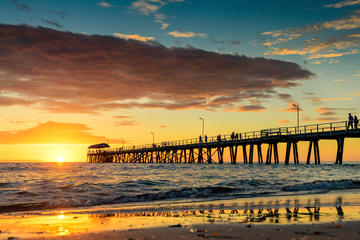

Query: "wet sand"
<box><xmin>1</xmin><ymin>192</ymin><xmax>360</xmax><ymax>240</ymax></box>
<box><xmin>29</xmin><ymin>221</ymin><xmax>360</xmax><ymax>240</ymax></box>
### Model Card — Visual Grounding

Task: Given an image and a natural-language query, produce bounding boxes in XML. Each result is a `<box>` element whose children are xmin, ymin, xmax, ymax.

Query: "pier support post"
<box><xmin>306</xmin><ymin>141</ymin><xmax>312</xmax><ymax>165</ymax></box>
<box><xmin>242</xmin><ymin>145</ymin><xmax>248</xmax><ymax>164</ymax></box>
<box><xmin>179</xmin><ymin>149</ymin><xmax>183</xmax><ymax>163</ymax></box>
<box><xmin>273</xmin><ymin>143</ymin><xmax>279</xmax><ymax>164</ymax></box>
<box><xmin>266</xmin><ymin>143</ymin><xmax>272</xmax><ymax>164</ymax></box>
<box><xmin>189</xmin><ymin>148</ymin><xmax>195</xmax><ymax>163</ymax></box>
<box><xmin>292</xmin><ymin>142</ymin><xmax>299</xmax><ymax>164</ymax></box>
<box><xmin>207</xmin><ymin>148</ymin><xmax>212</xmax><ymax>164</ymax></box>
<box><xmin>314</xmin><ymin>140</ymin><xmax>320</xmax><ymax>164</ymax></box>
<box><xmin>217</xmin><ymin>146</ymin><xmax>224</xmax><ymax>164</ymax></box>
<box><xmin>285</xmin><ymin>142</ymin><xmax>291</xmax><ymax>164</ymax></box>
<box><xmin>173</xmin><ymin>150</ymin><xmax>179</xmax><ymax>163</ymax></box>
<box><xmin>229</xmin><ymin>145</ymin><xmax>238</xmax><ymax>164</ymax></box>
<box><xmin>335</xmin><ymin>138</ymin><xmax>344</xmax><ymax>164</ymax></box>
<box><xmin>156</xmin><ymin>151</ymin><xmax>160</xmax><ymax>163</ymax></box>
<box><xmin>257</xmin><ymin>144</ymin><xmax>263</xmax><ymax>164</ymax></box>
<box><xmin>307</xmin><ymin>140</ymin><xmax>320</xmax><ymax>164</ymax></box>
<box><xmin>249</xmin><ymin>144</ymin><xmax>254</xmax><ymax>164</ymax></box>
<box><xmin>198</xmin><ymin>147</ymin><xmax>203</xmax><ymax>163</ymax></box>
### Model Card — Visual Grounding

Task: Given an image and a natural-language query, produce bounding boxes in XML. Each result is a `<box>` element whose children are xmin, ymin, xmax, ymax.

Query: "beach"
<box><xmin>31</xmin><ymin>221</ymin><xmax>360</xmax><ymax>240</ymax></box>
<box><xmin>1</xmin><ymin>192</ymin><xmax>360</xmax><ymax>239</ymax></box>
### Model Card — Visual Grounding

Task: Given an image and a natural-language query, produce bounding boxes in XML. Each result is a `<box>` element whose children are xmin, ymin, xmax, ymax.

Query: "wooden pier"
<box><xmin>87</xmin><ymin>121</ymin><xmax>360</xmax><ymax>164</ymax></box>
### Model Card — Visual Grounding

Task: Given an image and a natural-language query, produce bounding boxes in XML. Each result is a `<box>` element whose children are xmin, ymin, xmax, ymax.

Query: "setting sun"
<box><xmin>57</xmin><ymin>156</ymin><xmax>64</xmax><ymax>163</ymax></box>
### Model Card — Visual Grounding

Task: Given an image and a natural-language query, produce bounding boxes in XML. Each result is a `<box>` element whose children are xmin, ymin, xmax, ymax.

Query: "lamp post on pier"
<box><xmin>150</xmin><ymin>132</ymin><xmax>154</xmax><ymax>146</ymax></box>
<box><xmin>199</xmin><ymin>117</ymin><xmax>204</xmax><ymax>138</ymax></box>
<box><xmin>292</xmin><ymin>103</ymin><xmax>300</xmax><ymax>133</ymax></box>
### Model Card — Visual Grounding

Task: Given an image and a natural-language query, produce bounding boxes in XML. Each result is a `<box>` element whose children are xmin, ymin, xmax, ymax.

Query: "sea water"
<box><xmin>1</xmin><ymin>162</ymin><xmax>360</xmax><ymax>213</ymax></box>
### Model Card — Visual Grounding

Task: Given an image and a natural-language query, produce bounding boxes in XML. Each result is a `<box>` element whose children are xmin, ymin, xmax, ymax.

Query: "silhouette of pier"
<box><xmin>87</xmin><ymin>121</ymin><xmax>360</xmax><ymax>164</ymax></box>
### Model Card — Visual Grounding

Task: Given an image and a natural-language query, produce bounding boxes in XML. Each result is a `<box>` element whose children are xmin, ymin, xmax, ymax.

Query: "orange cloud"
<box><xmin>168</xmin><ymin>30</ymin><xmax>207</xmax><ymax>38</ymax></box>
<box><xmin>113</xmin><ymin>33</ymin><xmax>154</xmax><ymax>42</ymax></box>
<box><xmin>115</xmin><ymin>120</ymin><xmax>139</xmax><ymax>126</ymax></box>
<box><xmin>324</xmin><ymin>0</ymin><xmax>360</xmax><ymax>8</ymax></box>
<box><xmin>0</xmin><ymin>121</ymin><xmax>122</xmax><ymax>144</ymax></box>
<box><xmin>279</xmin><ymin>119</ymin><xmax>292</xmax><ymax>124</ymax></box>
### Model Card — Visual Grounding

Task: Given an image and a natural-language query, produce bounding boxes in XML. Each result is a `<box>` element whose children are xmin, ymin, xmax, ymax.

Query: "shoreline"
<box><xmin>1</xmin><ymin>192</ymin><xmax>360</xmax><ymax>239</ymax></box>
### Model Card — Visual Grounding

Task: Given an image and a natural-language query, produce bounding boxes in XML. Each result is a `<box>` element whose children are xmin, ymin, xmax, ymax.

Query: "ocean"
<box><xmin>1</xmin><ymin>162</ymin><xmax>360</xmax><ymax>213</ymax></box>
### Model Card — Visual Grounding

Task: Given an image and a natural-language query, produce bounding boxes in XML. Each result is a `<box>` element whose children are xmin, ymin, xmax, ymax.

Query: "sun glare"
<box><xmin>57</xmin><ymin>156</ymin><xmax>64</xmax><ymax>163</ymax></box>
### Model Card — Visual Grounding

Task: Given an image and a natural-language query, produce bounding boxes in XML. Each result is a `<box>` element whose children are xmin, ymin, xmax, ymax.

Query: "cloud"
<box><xmin>319</xmin><ymin>97</ymin><xmax>353</xmax><ymax>101</ymax></box>
<box><xmin>168</xmin><ymin>30</ymin><xmax>207</xmax><ymax>38</ymax></box>
<box><xmin>40</xmin><ymin>18</ymin><xmax>63</xmax><ymax>28</ymax></box>
<box><xmin>132</xmin><ymin>0</ymin><xmax>161</xmax><ymax>15</ymax></box>
<box><xmin>231</xmin><ymin>105</ymin><xmax>267</xmax><ymax>112</ymax></box>
<box><xmin>113</xmin><ymin>33</ymin><xmax>154</xmax><ymax>41</ymax></box>
<box><xmin>161</xmin><ymin>23</ymin><xmax>170</xmax><ymax>29</ymax></box>
<box><xmin>0</xmin><ymin>121</ymin><xmax>122</xmax><ymax>144</ymax></box>
<box><xmin>315</xmin><ymin>107</ymin><xmax>338</xmax><ymax>116</ymax></box>
<box><xmin>0</xmin><ymin>23</ymin><xmax>313</xmax><ymax>113</ymax></box>
<box><xmin>97</xmin><ymin>1</ymin><xmax>114</xmax><ymax>8</ymax></box>
<box><xmin>113</xmin><ymin>115</ymin><xmax>133</xmax><ymax>119</ymax></box>
<box><xmin>131</xmin><ymin>0</ymin><xmax>183</xmax><ymax>29</ymax></box>
<box><xmin>279</xmin><ymin>119</ymin><xmax>292</xmax><ymax>124</ymax></box>
<box><xmin>277</xmin><ymin>102</ymin><xmax>303</xmax><ymax>112</ymax></box>
<box><xmin>158</xmin><ymin>125</ymin><xmax>168</xmax><ymax>128</ymax></box>
<box><xmin>265</xmin><ymin>38</ymin><xmax>360</xmax><ymax>59</ymax></box>
<box><xmin>333</xmin><ymin>79</ymin><xmax>344</xmax><ymax>82</ymax></box>
<box><xmin>324</xmin><ymin>0</ymin><xmax>360</xmax><ymax>8</ymax></box>
<box><xmin>115</xmin><ymin>120</ymin><xmax>139</xmax><ymax>126</ymax></box>
<box><xmin>277</xmin><ymin>93</ymin><xmax>294</xmax><ymax>102</ymax></box>
<box><xmin>263</xmin><ymin>10</ymin><xmax>360</xmax><ymax>60</ymax></box>
<box><xmin>0</xmin><ymin>96</ymin><xmax>32</xmax><ymax>107</ymax></box>
<box><xmin>11</xmin><ymin>0</ymin><xmax>31</xmax><ymax>12</ymax></box>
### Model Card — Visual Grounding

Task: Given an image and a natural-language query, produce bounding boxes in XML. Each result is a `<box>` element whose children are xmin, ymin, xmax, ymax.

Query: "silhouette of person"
<box><xmin>348</xmin><ymin>113</ymin><xmax>353</xmax><ymax>130</ymax></box>
<box><xmin>199</xmin><ymin>135</ymin><xmax>202</xmax><ymax>142</ymax></box>
<box><xmin>205</xmin><ymin>135</ymin><xmax>208</xmax><ymax>142</ymax></box>
<box><xmin>354</xmin><ymin>115</ymin><xmax>359</xmax><ymax>129</ymax></box>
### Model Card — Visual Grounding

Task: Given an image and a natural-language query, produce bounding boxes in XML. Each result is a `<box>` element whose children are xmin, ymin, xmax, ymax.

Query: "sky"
<box><xmin>0</xmin><ymin>0</ymin><xmax>359</xmax><ymax>162</ymax></box>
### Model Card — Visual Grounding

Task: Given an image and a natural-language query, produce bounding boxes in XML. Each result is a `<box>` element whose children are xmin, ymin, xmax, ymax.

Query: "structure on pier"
<box><xmin>87</xmin><ymin>121</ymin><xmax>360</xmax><ymax>165</ymax></box>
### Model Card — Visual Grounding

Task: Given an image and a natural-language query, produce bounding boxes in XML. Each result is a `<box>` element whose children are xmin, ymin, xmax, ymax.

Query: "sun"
<box><xmin>57</xmin><ymin>156</ymin><xmax>64</xmax><ymax>163</ymax></box>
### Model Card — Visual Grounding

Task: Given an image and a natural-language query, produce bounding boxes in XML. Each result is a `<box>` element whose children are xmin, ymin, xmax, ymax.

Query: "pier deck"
<box><xmin>87</xmin><ymin>121</ymin><xmax>360</xmax><ymax>164</ymax></box>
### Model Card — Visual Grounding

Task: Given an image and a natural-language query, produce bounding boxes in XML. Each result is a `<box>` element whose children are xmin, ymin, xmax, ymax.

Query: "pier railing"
<box><xmin>88</xmin><ymin>121</ymin><xmax>350</xmax><ymax>153</ymax></box>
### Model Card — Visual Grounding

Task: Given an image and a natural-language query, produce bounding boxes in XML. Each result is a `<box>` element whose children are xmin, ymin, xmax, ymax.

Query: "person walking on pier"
<box><xmin>199</xmin><ymin>135</ymin><xmax>202</xmax><ymax>143</ymax></box>
<box><xmin>354</xmin><ymin>115</ymin><xmax>359</xmax><ymax>129</ymax></box>
<box><xmin>205</xmin><ymin>135</ymin><xmax>208</xmax><ymax>143</ymax></box>
<box><xmin>348</xmin><ymin>113</ymin><xmax>354</xmax><ymax>130</ymax></box>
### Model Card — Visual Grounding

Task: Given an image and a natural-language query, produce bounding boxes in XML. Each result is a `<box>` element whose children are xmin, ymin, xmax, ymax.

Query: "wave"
<box><xmin>281</xmin><ymin>179</ymin><xmax>360</xmax><ymax>192</ymax></box>
<box><xmin>0</xmin><ymin>186</ymin><xmax>242</xmax><ymax>213</ymax></box>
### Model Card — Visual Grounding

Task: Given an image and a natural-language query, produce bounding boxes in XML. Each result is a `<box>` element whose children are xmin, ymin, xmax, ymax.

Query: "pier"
<box><xmin>87</xmin><ymin>121</ymin><xmax>360</xmax><ymax>164</ymax></box>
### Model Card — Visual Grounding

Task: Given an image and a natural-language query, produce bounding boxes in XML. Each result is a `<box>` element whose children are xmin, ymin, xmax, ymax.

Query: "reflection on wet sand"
<box><xmin>88</xmin><ymin>197</ymin><xmax>346</xmax><ymax>224</ymax></box>
<box><xmin>0</xmin><ymin>196</ymin><xmax>359</xmax><ymax>239</ymax></box>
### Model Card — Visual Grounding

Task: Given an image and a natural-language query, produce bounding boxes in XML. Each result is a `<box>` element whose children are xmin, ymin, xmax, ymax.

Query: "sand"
<box><xmin>26</xmin><ymin>221</ymin><xmax>360</xmax><ymax>240</ymax></box>
<box><xmin>1</xmin><ymin>192</ymin><xmax>360</xmax><ymax>240</ymax></box>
